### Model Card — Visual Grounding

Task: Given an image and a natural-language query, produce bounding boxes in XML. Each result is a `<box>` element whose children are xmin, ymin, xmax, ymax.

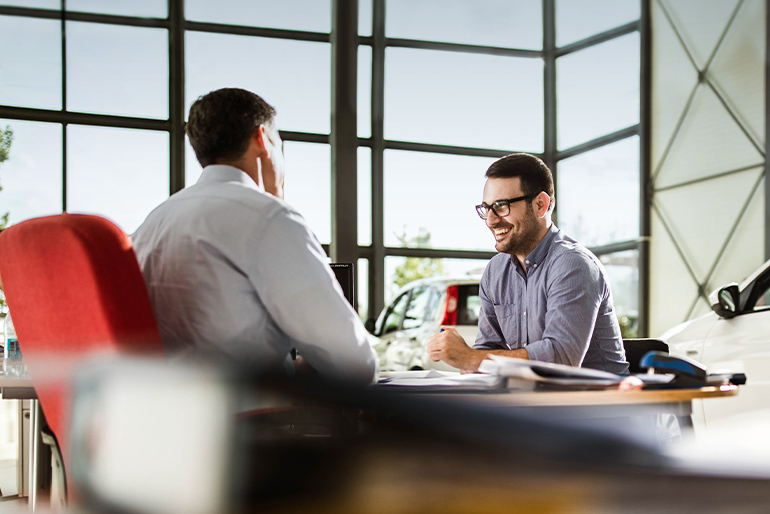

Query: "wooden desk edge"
<box><xmin>434</xmin><ymin>385</ymin><xmax>738</xmax><ymax>408</ymax></box>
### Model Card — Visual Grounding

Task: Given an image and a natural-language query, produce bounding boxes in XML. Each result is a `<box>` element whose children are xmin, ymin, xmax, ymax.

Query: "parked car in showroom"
<box><xmin>662</xmin><ymin>259</ymin><xmax>770</xmax><ymax>433</ymax></box>
<box><xmin>370</xmin><ymin>275</ymin><xmax>481</xmax><ymax>372</ymax></box>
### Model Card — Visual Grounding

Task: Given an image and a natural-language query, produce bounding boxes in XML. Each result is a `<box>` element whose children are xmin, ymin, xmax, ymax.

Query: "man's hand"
<box><xmin>426</xmin><ymin>327</ymin><xmax>485</xmax><ymax>372</ymax></box>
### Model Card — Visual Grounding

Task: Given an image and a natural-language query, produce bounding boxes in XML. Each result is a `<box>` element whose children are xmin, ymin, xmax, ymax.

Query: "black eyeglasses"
<box><xmin>475</xmin><ymin>193</ymin><xmax>538</xmax><ymax>220</ymax></box>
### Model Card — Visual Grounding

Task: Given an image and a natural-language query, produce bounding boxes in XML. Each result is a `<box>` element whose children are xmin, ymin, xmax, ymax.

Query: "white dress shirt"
<box><xmin>132</xmin><ymin>165</ymin><xmax>377</xmax><ymax>385</ymax></box>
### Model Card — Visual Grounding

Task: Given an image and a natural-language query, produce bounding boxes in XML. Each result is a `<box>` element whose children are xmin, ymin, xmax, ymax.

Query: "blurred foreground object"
<box><xmin>67</xmin><ymin>356</ymin><xmax>770</xmax><ymax>514</ymax></box>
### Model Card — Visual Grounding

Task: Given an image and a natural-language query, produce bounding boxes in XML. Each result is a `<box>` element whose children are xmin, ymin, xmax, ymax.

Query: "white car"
<box><xmin>371</xmin><ymin>276</ymin><xmax>481</xmax><ymax>372</ymax></box>
<box><xmin>662</xmin><ymin>259</ymin><xmax>770</xmax><ymax>433</ymax></box>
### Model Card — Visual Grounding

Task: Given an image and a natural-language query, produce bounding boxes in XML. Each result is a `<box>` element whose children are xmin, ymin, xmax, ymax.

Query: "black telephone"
<box><xmin>639</xmin><ymin>351</ymin><xmax>707</xmax><ymax>387</ymax></box>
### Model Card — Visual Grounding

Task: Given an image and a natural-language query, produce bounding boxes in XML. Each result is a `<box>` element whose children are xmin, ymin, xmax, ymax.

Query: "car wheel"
<box><xmin>655</xmin><ymin>413</ymin><xmax>685</xmax><ymax>448</ymax></box>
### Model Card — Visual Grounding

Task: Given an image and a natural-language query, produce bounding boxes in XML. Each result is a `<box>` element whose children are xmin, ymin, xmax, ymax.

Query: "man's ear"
<box><xmin>253</xmin><ymin>125</ymin><xmax>269</xmax><ymax>156</ymax></box>
<box><xmin>534</xmin><ymin>192</ymin><xmax>551</xmax><ymax>218</ymax></box>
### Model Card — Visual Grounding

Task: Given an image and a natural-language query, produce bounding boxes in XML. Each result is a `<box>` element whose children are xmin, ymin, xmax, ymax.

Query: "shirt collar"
<box><xmin>197</xmin><ymin>164</ymin><xmax>265</xmax><ymax>193</ymax></box>
<box><xmin>519</xmin><ymin>223</ymin><xmax>559</xmax><ymax>270</ymax></box>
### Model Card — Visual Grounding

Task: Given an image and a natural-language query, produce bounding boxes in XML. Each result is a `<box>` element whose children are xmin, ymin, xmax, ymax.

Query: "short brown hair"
<box><xmin>485</xmin><ymin>153</ymin><xmax>554</xmax><ymax>210</ymax></box>
<box><xmin>186</xmin><ymin>88</ymin><xmax>277</xmax><ymax>167</ymax></box>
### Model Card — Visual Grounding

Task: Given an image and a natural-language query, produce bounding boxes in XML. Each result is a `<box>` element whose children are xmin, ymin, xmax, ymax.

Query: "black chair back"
<box><xmin>623</xmin><ymin>338</ymin><xmax>669</xmax><ymax>373</ymax></box>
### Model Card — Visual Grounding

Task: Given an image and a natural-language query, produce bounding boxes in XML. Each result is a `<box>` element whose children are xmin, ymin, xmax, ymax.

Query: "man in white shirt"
<box><xmin>132</xmin><ymin>88</ymin><xmax>377</xmax><ymax>386</ymax></box>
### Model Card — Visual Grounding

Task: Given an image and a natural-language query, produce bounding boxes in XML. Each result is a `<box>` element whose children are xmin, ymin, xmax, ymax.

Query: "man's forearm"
<box><xmin>463</xmin><ymin>347</ymin><xmax>529</xmax><ymax>372</ymax></box>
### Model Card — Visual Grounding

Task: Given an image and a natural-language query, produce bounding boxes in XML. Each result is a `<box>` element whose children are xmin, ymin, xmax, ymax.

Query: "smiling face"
<box><xmin>482</xmin><ymin>176</ymin><xmax>546</xmax><ymax>257</ymax></box>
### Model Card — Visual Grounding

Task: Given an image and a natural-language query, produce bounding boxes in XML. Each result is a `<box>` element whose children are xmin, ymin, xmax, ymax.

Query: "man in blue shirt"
<box><xmin>427</xmin><ymin>153</ymin><xmax>628</xmax><ymax>374</ymax></box>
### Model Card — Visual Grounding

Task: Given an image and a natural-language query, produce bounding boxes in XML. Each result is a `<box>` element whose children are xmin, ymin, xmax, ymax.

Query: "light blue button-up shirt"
<box><xmin>132</xmin><ymin>165</ymin><xmax>378</xmax><ymax>385</ymax></box>
<box><xmin>474</xmin><ymin>224</ymin><xmax>629</xmax><ymax>374</ymax></box>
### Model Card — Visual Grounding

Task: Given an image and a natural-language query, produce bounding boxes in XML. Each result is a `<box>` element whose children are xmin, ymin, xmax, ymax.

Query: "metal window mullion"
<box><xmin>543</xmin><ymin>0</ymin><xmax>557</xmax><ymax>224</ymax></box>
<box><xmin>640</xmin><ymin>0</ymin><xmax>653</xmax><ymax>337</ymax></box>
<box><xmin>385</xmin><ymin>37</ymin><xmax>542</xmax><ymax>58</ymax></box>
<box><xmin>555</xmin><ymin>20</ymin><xmax>640</xmax><ymax>58</ymax></box>
<box><xmin>331</xmin><ymin>0</ymin><xmax>359</xmax><ymax>266</ymax></box>
<box><xmin>370</xmin><ymin>0</ymin><xmax>386</xmax><ymax>317</ymax></box>
<box><xmin>384</xmin><ymin>140</ymin><xmax>517</xmax><ymax>159</ymax></box>
<box><xmin>169</xmin><ymin>0</ymin><xmax>184</xmax><ymax>194</ymax></box>
<box><xmin>766</xmin><ymin>0</ymin><xmax>770</xmax><ymax>261</ymax></box>
<box><xmin>61</xmin><ymin>0</ymin><xmax>67</xmax><ymax>213</ymax></box>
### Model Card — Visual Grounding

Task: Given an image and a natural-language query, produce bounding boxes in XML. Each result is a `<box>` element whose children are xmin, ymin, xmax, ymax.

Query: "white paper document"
<box><xmin>375</xmin><ymin>370</ymin><xmax>506</xmax><ymax>392</ymax></box>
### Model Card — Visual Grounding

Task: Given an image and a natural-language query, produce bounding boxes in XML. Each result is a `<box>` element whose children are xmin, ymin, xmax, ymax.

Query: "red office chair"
<box><xmin>0</xmin><ymin>213</ymin><xmax>165</xmax><ymax>502</ymax></box>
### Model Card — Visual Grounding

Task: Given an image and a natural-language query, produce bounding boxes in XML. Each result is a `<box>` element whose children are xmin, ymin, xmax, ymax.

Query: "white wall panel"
<box><xmin>650</xmin><ymin>0</ymin><xmax>766</xmax><ymax>335</ymax></box>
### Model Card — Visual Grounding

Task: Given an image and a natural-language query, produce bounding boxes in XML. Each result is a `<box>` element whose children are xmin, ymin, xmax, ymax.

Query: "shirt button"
<box><xmin>523</xmin><ymin>311</ymin><xmax>527</xmax><ymax>316</ymax></box>
<box><xmin>533</xmin><ymin>264</ymin><xmax>538</xmax><ymax>268</ymax></box>
<box><xmin>525</xmin><ymin>260</ymin><xmax>530</xmax><ymax>264</ymax></box>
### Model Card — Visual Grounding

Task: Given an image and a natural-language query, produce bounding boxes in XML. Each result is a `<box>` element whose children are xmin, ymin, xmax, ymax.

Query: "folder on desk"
<box><xmin>478</xmin><ymin>355</ymin><xmax>672</xmax><ymax>390</ymax></box>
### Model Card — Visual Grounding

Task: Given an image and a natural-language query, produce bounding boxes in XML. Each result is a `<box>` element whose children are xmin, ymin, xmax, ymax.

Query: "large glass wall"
<box><xmin>0</xmin><ymin>0</ymin><xmax>643</xmax><ymax>331</ymax></box>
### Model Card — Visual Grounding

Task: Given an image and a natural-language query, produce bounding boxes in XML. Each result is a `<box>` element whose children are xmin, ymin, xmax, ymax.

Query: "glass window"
<box><xmin>381</xmin><ymin>291</ymin><xmax>409</xmax><ymax>334</ymax></box>
<box><xmin>283</xmin><ymin>141</ymin><xmax>331</xmax><ymax>244</ymax></box>
<box><xmin>358</xmin><ymin>46</ymin><xmax>372</xmax><ymax>139</ymax></box>
<box><xmin>384</xmin><ymin>150</ymin><xmax>494</xmax><ymax>251</ymax></box>
<box><xmin>599</xmin><ymin>250</ymin><xmax>639</xmax><ymax>338</ymax></box>
<box><xmin>66</xmin><ymin>125</ymin><xmax>169</xmax><ymax>234</ymax></box>
<box><xmin>403</xmin><ymin>285</ymin><xmax>435</xmax><ymax>330</ymax></box>
<box><xmin>66</xmin><ymin>22</ymin><xmax>168</xmax><ymax>119</ymax></box>
<box><xmin>186</xmin><ymin>32</ymin><xmax>331</xmax><ymax>134</ymax></box>
<box><xmin>556</xmin><ymin>136</ymin><xmax>639</xmax><ymax>247</ymax></box>
<box><xmin>359</xmin><ymin>0</ymin><xmax>372</xmax><ymax>36</ymax></box>
<box><xmin>185</xmin><ymin>0</ymin><xmax>331</xmax><ymax>33</ymax></box>
<box><xmin>357</xmin><ymin>257</ymin><xmax>369</xmax><ymax>320</ymax></box>
<box><xmin>556</xmin><ymin>0</ymin><xmax>640</xmax><ymax>47</ymax></box>
<box><xmin>358</xmin><ymin>146</ymin><xmax>372</xmax><ymax>246</ymax></box>
<box><xmin>0</xmin><ymin>1</ymin><xmax>57</xmax><ymax>7</ymax></box>
<box><xmin>386</xmin><ymin>0</ymin><xmax>542</xmax><ymax>50</ymax></box>
<box><xmin>557</xmin><ymin>32</ymin><xmax>640</xmax><ymax>150</ymax></box>
<box><xmin>0</xmin><ymin>120</ymin><xmax>62</xmax><ymax>226</ymax></box>
<box><xmin>385</xmin><ymin>47</ymin><xmax>543</xmax><ymax>151</ymax></box>
<box><xmin>67</xmin><ymin>0</ymin><xmax>167</xmax><ymax>17</ymax></box>
<box><xmin>0</xmin><ymin>16</ymin><xmax>61</xmax><ymax>110</ymax></box>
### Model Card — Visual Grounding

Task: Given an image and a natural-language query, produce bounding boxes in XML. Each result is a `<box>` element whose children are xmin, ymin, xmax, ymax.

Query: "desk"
<box><xmin>375</xmin><ymin>372</ymin><xmax>739</xmax><ymax>447</ymax></box>
<box><xmin>437</xmin><ymin>384</ymin><xmax>737</xmax><ymax>414</ymax></box>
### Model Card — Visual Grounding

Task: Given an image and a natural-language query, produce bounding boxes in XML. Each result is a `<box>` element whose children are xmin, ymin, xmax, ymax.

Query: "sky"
<box><xmin>0</xmin><ymin>0</ymin><xmax>642</xmax><ymax>312</ymax></box>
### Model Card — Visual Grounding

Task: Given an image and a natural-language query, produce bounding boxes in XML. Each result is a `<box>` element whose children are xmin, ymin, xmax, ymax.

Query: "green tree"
<box><xmin>0</xmin><ymin>125</ymin><xmax>13</xmax><ymax>311</ymax></box>
<box><xmin>0</xmin><ymin>125</ymin><xmax>13</xmax><ymax>230</ymax></box>
<box><xmin>392</xmin><ymin>227</ymin><xmax>445</xmax><ymax>290</ymax></box>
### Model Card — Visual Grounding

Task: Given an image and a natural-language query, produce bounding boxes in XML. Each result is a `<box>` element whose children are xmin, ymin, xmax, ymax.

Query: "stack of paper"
<box><xmin>375</xmin><ymin>369</ymin><xmax>506</xmax><ymax>392</ymax></box>
<box><xmin>478</xmin><ymin>355</ymin><xmax>626</xmax><ymax>390</ymax></box>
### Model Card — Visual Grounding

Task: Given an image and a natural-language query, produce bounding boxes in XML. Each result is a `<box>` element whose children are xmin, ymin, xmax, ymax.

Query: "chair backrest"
<box><xmin>0</xmin><ymin>213</ymin><xmax>164</xmax><ymax>481</ymax></box>
<box><xmin>623</xmin><ymin>338</ymin><xmax>669</xmax><ymax>374</ymax></box>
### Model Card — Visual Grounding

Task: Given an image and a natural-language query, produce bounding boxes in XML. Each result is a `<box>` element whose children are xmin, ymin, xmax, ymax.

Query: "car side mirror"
<box><xmin>364</xmin><ymin>318</ymin><xmax>377</xmax><ymax>335</ymax></box>
<box><xmin>710</xmin><ymin>283</ymin><xmax>740</xmax><ymax>319</ymax></box>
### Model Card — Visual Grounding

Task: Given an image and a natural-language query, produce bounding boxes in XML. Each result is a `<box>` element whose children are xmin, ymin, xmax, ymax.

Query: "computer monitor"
<box><xmin>329</xmin><ymin>262</ymin><xmax>355</xmax><ymax>307</ymax></box>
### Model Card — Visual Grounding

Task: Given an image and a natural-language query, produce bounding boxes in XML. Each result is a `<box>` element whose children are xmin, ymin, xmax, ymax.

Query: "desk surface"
<box><xmin>0</xmin><ymin>374</ymin><xmax>33</xmax><ymax>388</ymax></box>
<box><xmin>439</xmin><ymin>384</ymin><xmax>738</xmax><ymax>408</ymax></box>
<box><xmin>0</xmin><ymin>373</ymin><xmax>35</xmax><ymax>399</ymax></box>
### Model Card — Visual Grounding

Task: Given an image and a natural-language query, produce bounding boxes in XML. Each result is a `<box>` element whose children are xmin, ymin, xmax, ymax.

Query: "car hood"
<box><xmin>659</xmin><ymin>311</ymin><xmax>719</xmax><ymax>348</ymax></box>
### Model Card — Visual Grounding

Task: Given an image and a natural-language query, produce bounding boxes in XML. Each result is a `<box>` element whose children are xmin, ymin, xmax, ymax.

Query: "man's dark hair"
<box><xmin>485</xmin><ymin>153</ymin><xmax>555</xmax><ymax>209</ymax></box>
<box><xmin>186</xmin><ymin>88</ymin><xmax>277</xmax><ymax>167</ymax></box>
